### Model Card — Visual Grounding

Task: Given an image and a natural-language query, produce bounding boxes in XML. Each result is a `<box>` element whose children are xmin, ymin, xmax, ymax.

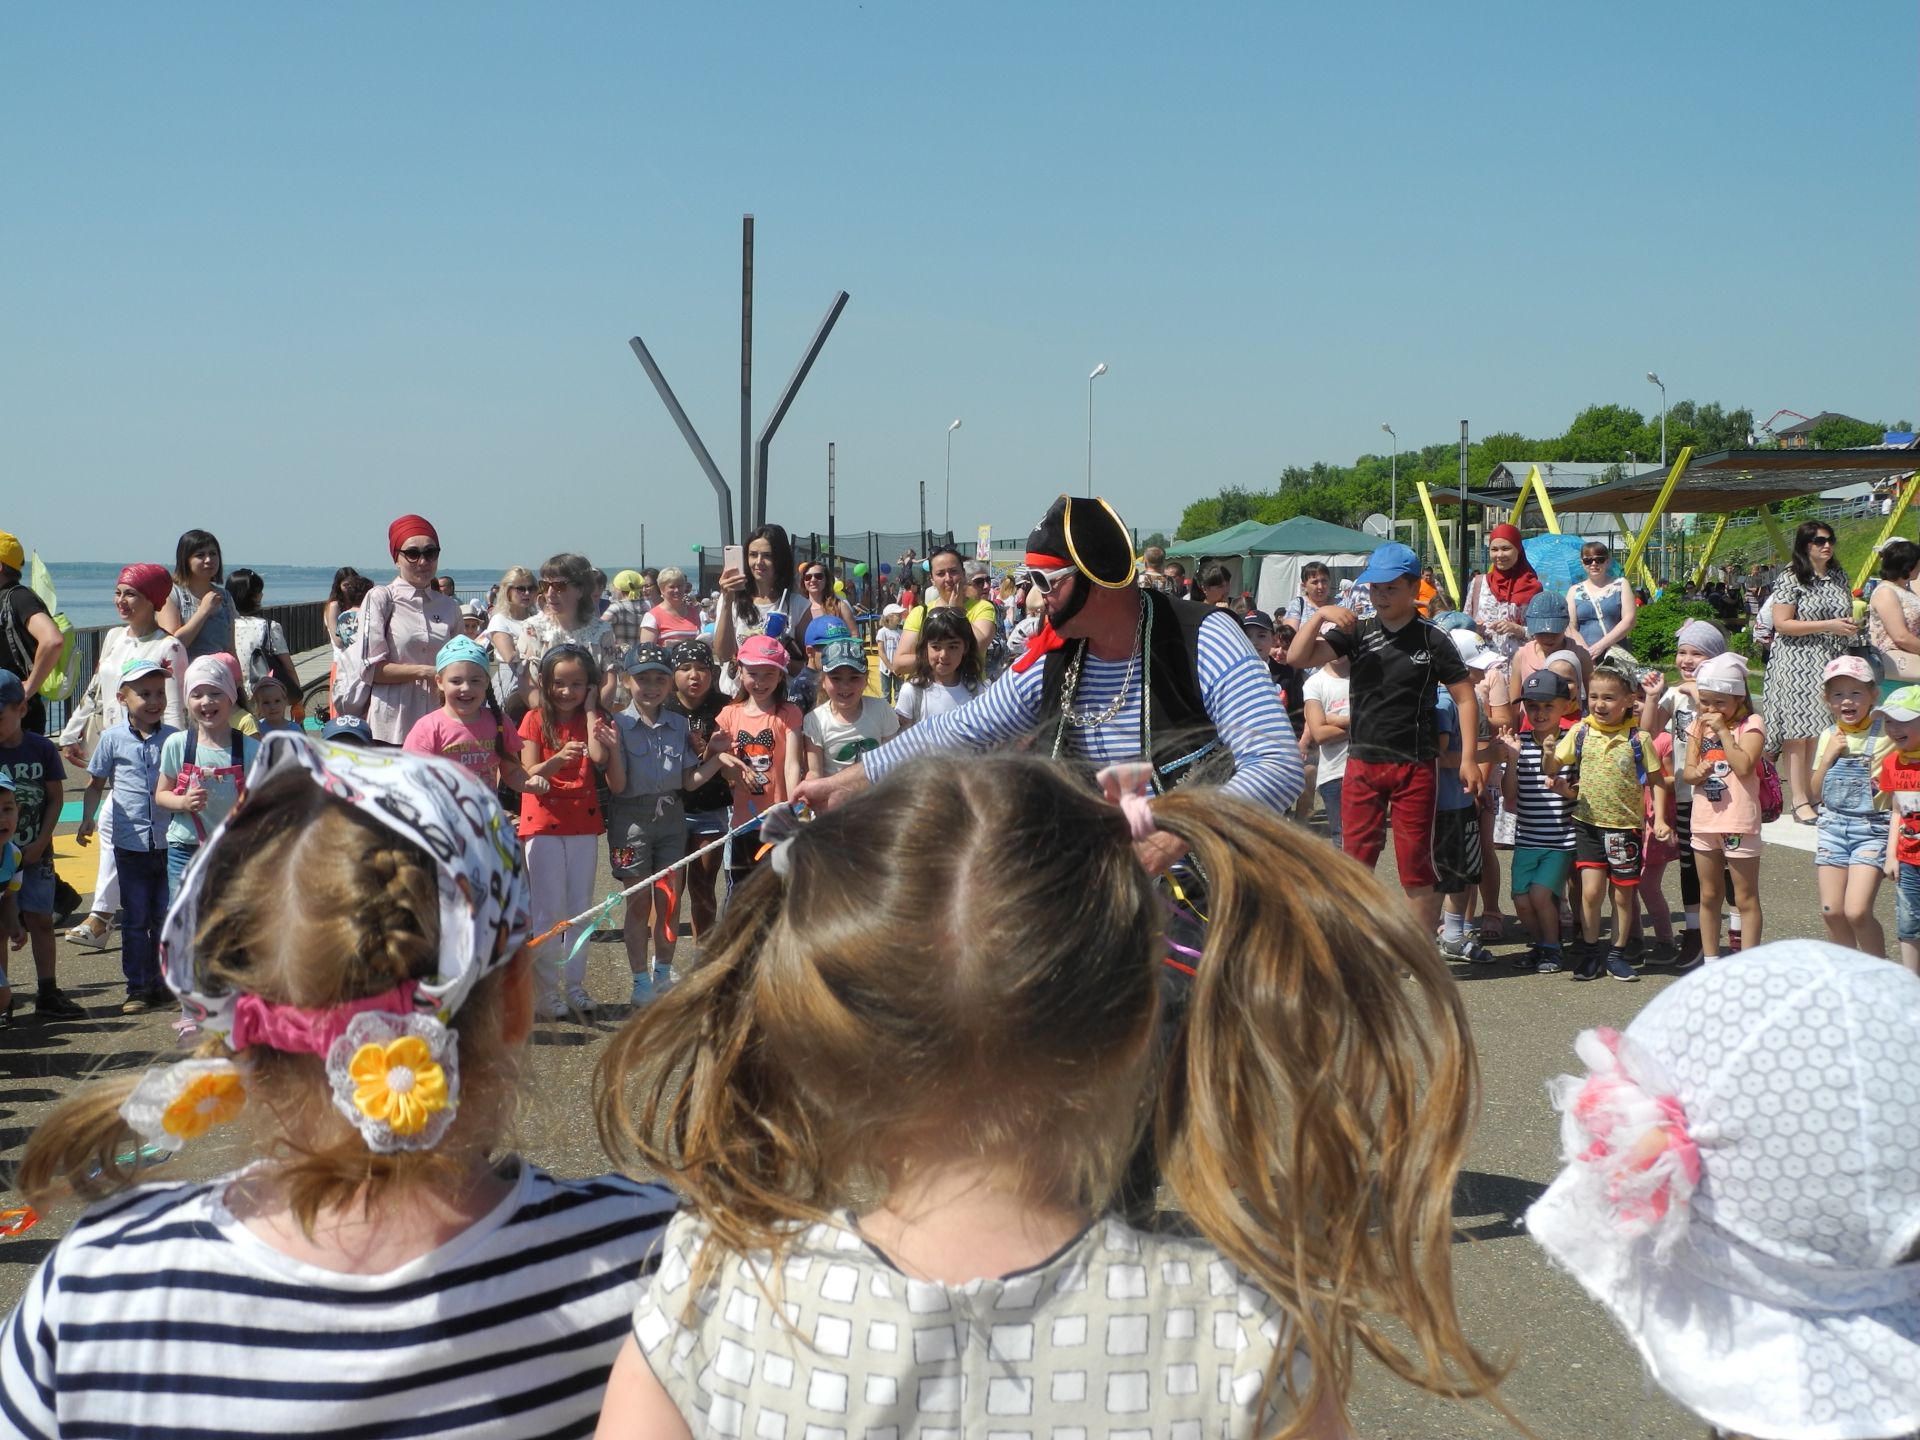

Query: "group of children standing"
<box><xmin>1286</xmin><ymin>541</ymin><xmax>1920</xmax><ymax>981</ymax></box>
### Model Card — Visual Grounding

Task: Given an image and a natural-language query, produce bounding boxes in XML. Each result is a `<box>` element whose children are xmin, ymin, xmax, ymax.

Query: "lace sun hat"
<box><xmin>1527</xmin><ymin>941</ymin><xmax>1920</xmax><ymax>1439</ymax></box>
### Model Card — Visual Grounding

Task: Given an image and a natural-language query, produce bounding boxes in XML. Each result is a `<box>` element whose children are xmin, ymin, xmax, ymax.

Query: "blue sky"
<box><xmin>5</xmin><ymin>2</ymin><xmax>1914</xmax><ymax>570</ymax></box>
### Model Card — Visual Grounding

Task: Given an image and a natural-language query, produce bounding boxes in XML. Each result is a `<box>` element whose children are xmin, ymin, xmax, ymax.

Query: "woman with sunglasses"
<box><xmin>1763</xmin><ymin>520</ymin><xmax>1857</xmax><ymax>822</ymax></box>
<box><xmin>522</xmin><ymin>553</ymin><xmax>625</xmax><ymax>711</ymax></box>
<box><xmin>361</xmin><ymin>515</ymin><xmax>461</xmax><ymax>745</ymax></box>
<box><xmin>1564</xmin><ymin>540</ymin><xmax>1638</xmax><ymax>662</ymax></box>
<box><xmin>796</xmin><ymin>558</ymin><xmax>857</xmax><ymax>634</ymax></box>
<box><xmin>485</xmin><ymin>565</ymin><xmax>540</xmax><ymax>712</ymax></box>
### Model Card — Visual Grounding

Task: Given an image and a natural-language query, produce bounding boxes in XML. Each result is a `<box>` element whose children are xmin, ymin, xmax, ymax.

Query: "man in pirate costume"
<box><xmin>796</xmin><ymin>494</ymin><xmax>1303</xmax><ymax>858</ymax></box>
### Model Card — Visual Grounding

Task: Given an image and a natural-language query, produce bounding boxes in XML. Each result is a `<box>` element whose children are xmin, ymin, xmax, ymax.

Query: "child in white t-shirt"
<box><xmin>875</xmin><ymin>604</ymin><xmax>906</xmax><ymax>704</ymax></box>
<box><xmin>802</xmin><ymin>638</ymin><xmax>899</xmax><ymax>778</ymax></box>
<box><xmin>893</xmin><ymin>608</ymin><xmax>982</xmax><ymax>729</ymax></box>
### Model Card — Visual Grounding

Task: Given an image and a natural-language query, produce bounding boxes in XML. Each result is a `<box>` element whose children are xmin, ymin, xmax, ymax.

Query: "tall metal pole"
<box><xmin>944</xmin><ymin>419</ymin><xmax>961</xmax><ymax>532</ymax></box>
<box><xmin>753</xmin><ymin>290</ymin><xmax>850</xmax><ymax>528</ymax></box>
<box><xmin>629</xmin><ymin>335</ymin><xmax>735</xmax><ymax>547</ymax></box>
<box><xmin>740</xmin><ymin>215</ymin><xmax>755</xmax><ymax>539</ymax></box>
<box><xmin>827</xmin><ymin>442</ymin><xmax>836</xmax><ymax>568</ymax></box>
<box><xmin>1382</xmin><ymin>423</ymin><xmax>1397</xmax><ymax>532</ymax></box>
<box><xmin>918</xmin><ymin>480</ymin><xmax>927</xmax><ymax>552</ymax></box>
<box><xmin>1648</xmin><ymin>372</ymin><xmax>1668</xmax><ymax>584</ymax></box>
<box><xmin>640</xmin><ymin>523</ymin><xmax>646</xmax><ymax>570</ymax></box>
<box><xmin>1456</xmin><ymin>421</ymin><xmax>1471</xmax><ymax>590</ymax></box>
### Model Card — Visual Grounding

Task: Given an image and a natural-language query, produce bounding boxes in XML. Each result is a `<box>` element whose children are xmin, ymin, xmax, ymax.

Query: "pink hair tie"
<box><xmin>1095</xmin><ymin>763</ymin><xmax>1158</xmax><ymax>841</ymax></box>
<box><xmin>228</xmin><ymin>980</ymin><xmax>423</xmax><ymax>1056</ymax></box>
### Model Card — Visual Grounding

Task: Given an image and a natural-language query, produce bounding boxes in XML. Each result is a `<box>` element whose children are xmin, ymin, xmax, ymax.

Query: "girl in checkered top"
<box><xmin>594</xmin><ymin>752</ymin><xmax>1515</xmax><ymax>1437</ymax></box>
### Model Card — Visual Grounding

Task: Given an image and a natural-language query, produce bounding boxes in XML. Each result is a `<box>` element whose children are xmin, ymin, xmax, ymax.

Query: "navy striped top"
<box><xmin>0</xmin><ymin>1165</ymin><xmax>676</xmax><ymax>1439</ymax></box>
<box><xmin>864</xmin><ymin>608</ymin><xmax>1304</xmax><ymax>813</ymax></box>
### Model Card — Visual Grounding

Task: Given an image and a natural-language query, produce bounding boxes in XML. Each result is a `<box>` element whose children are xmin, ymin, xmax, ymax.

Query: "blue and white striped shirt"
<box><xmin>0</xmin><ymin>1165</ymin><xmax>676</xmax><ymax>1439</ymax></box>
<box><xmin>864</xmin><ymin>608</ymin><xmax>1304</xmax><ymax>812</ymax></box>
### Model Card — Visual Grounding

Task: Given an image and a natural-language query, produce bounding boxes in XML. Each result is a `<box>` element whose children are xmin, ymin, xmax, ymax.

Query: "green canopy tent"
<box><xmin>1163</xmin><ymin>519</ymin><xmax>1272</xmax><ymax>560</ymax></box>
<box><xmin>1243</xmin><ymin>516</ymin><xmax>1381</xmax><ymax>613</ymax></box>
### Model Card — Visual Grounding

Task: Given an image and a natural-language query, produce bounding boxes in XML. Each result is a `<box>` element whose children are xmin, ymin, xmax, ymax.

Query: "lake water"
<box><xmin>37</xmin><ymin>563</ymin><xmax>521</xmax><ymax>632</ymax></box>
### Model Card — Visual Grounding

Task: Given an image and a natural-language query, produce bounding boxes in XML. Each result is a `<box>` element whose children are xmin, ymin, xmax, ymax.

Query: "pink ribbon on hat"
<box><xmin>228</xmin><ymin>980</ymin><xmax>422</xmax><ymax>1056</ymax></box>
<box><xmin>1558</xmin><ymin>1027</ymin><xmax>1702</xmax><ymax>1254</ymax></box>
<box><xmin>1096</xmin><ymin>763</ymin><xmax>1157</xmax><ymax>840</ymax></box>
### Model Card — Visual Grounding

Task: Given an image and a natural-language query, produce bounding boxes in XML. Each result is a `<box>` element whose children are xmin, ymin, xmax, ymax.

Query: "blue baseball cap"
<box><xmin>804</xmin><ymin>615</ymin><xmax>852</xmax><ymax>649</ymax></box>
<box><xmin>1353</xmin><ymin>542</ymin><xmax>1421</xmax><ymax>586</ymax></box>
<box><xmin>1524</xmin><ymin>591</ymin><xmax>1570</xmax><ymax>635</ymax></box>
<box><xmin>820</xmin><ymin>637</ymin><xmax>867</xmax><ymax>673</ymax></box>
<box><xmin>0</xmin><ymin>669</ymin><xmax>25</xmax><ymax>706</ymax></box>
<box><xmin>320</xmin><ymin>715</ymin><xmax>374</xmax><ymax>745</ymax></box>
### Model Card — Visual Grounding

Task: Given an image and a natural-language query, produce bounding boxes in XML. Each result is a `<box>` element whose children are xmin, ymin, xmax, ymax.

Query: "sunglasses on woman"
<box><xmin>398</xmin><ymin>546</ymin><xmax>441</xmax><ymax>562</ymax></box>
<box><xmin>1583</xmin><ymin>555</ymin><xmax>1610</xmax><ymax>566</ymax></box>
<box><xmin>1810</xmin><ymin>534</ymin><xmax>1836</xmax><ymax>547</ymax></box>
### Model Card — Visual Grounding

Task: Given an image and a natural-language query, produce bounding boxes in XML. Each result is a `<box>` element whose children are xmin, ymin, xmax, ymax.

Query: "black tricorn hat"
<box><xmin>1024</xmin><ymin>495</ymin><xmax>1136</xmax><ymax>589</ymax></box>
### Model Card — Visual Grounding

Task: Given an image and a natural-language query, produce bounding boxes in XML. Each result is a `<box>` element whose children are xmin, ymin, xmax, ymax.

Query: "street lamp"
<box><xmin>1381</xmin><ymin>423</ymin><xmax>1398</xmax><ymax>528</ymax></box>
<box><xmin>1647</xmin><ymin>372</ymin><xmax>1668</xmax><ymax>583</ymax></box>
<box><xmin>944</xmin><ymin>419</ymin><xmax>962</xmax><ymax>532</ymax></box>
<box><xmin>1087</xmin><ymin>363</ymin><xmax>1108</xmax><ymax>497</ymax></box>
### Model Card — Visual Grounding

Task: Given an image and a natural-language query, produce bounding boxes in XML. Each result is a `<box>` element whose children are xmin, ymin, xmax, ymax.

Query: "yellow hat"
<box><xmin>0</xmin><ymin>532</ymin><xmax>22</xmax><ymax>571</ymax></box>
<box><xmin>612</xmin><ymin>569</ymin><xmax>645</xmax><ymax>598</ymax></box>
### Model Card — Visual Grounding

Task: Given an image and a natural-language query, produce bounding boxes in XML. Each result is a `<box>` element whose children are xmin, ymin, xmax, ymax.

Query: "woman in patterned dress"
<box><xmin>1763</xmin><ymin>519</ymin><xmax>1856</xmax><ymax>821</ymax></box>
<box><xmin>1464</xmin><ymin>523</ymin><xmax>1540</xmax><ymax>662</ymax></box>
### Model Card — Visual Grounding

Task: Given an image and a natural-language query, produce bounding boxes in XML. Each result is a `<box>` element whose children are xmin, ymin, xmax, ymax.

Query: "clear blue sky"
<box><xmin>5</xmin><ymin>1</ymin><xmax>1914</xmax><ymax>570</ymax></box>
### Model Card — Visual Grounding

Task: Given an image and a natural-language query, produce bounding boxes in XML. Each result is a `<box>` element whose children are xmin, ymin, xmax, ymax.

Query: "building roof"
<box><xmin>1551</xmin><ymin>446</ymin><xmax>1919</xmax><ymax>514</ymax></box>
<box><xmin>1484</xmin><ymin>460</ymin><xmax>1622</xmax><ymax>489</ymax></box>
<box><xmin>1772</xmin><ymin>411</ymin><xmax>1862</xmax><ymax>438</ymax></box>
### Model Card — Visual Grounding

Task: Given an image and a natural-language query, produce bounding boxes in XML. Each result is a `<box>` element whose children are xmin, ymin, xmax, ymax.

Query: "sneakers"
<box><xmin>1512</xmin><ymin>945</ymin><xmax>1541</xmax><ymax>971</ymax></box>
<box><xmin>36</xmin><ymin>985</ymin><xmax>87</xmax><ymax>1019</ymax></box>
<box><xmin>1533</xmin><ymin>947</ymin><xmax>1565</xmax><ymax>975</ymax></box>
<box><xmin>1604</xmin><ymin>950</ymin><xmax>1640</xmax><ymax>982</ymax></box>
<box><xmin>1673</xmin><ymin>930</ymin><xmax>1703</xmax><ymax>970</ymax></box>
<box><xmin>120</xmin><ymin>992</ymin><xmax>153</xmax><ymax>1016</ymax></box>
<box><xmin>1571</xmin><ymin>945</ymin><xmax>1605</xmax><ymax>982</ymax></box>
<box><xmin>66</xmin><ymin>915</ymin><xmax>112</xmax><ymax>949</ymax></box>
<box><xmin>534</xmin><ymin>994</ymin><xmax>566</xmax><ymax>1023</ymax></box>
<box><xmin>565</xmin><ymin>986</ymin><xmax>598</xmax><ymax>1019</ymax></box>
<box><xmin>629</xmin><ymin>971</ymin><xmax>655</xmax><ymax>1008</ymax></box>
<box><xmin>1642</xmin><ymin>938</ymin><xmax>1680</xmax><ymax>968</ymax></box>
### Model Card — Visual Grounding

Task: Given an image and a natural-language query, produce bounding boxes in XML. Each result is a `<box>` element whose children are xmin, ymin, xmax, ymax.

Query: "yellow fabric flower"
<box><xmin>160</xmin><ymin>1070</ymin><xmax>247</xmax><ymax>1141</ymax></box>
<box><xmin>348</xmin><ymin>1035</ymin><xmax>449</xmax><ymax>1137</ymax></box>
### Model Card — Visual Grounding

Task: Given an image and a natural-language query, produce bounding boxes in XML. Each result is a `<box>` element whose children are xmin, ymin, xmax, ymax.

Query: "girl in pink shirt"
<box><xmin>403</xmin><ymin>638</ymin><xmax>546</xmax><ymax>800</ymax></box>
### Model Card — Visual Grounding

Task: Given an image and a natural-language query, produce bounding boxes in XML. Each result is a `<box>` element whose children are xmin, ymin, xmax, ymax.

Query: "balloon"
<box><xmin>834</xmin><ymin>580</ymin><xmax>847</xmax><ymax>596</ymax></box>
<box><xmin>879</xmin><ymin>563</ymin><xmax>892</xmax><ymax>575</ymax></box>
<box><xmin>853</xmin><ymin>563</ymin><xmax>868</xmax><ymax>577</ymax></box>
<box><xmin>690</xmin><ymin>544</ymin><xmax>700</xmax><ymax>554</ymax></box>
<box><xmin>919</xmin><ymin>560</ymin><xmax>931</xmax><ymax>573</ymax></box>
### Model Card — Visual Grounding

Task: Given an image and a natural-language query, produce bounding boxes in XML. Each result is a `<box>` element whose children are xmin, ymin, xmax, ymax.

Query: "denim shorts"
<box><xmin>15</xmin><ymin>856</ymin><xmax>54</xmax><ymax>916</ymax></box>
<box><xmin>1898</xmin><ymin>863</ymin><xmax>1920</xmax><ymax>942</ymax></box>
<box><xmin>1814</xmin><ymin>811</ymin><xmax>1888</xmax><ymax>869</ymax></box>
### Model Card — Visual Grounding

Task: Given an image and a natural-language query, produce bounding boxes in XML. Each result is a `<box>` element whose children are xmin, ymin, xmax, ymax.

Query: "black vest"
<box><xmin>1034</xmin><ymin>590</ymin><xmax>1228</xmax><ymax>792</ymax></box>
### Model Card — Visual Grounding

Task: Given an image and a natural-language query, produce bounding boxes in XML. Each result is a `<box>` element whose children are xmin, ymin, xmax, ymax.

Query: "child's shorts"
<box><xmin>606</xmin><ymin>795</ymin><xmax>687</xmax><ymax>881</ymax></box>
<box><xmin>14</xmin><ymin>856</ymin><xmax>54</xmax><ymax>916</ymax></box>
<box><xmin>1897</xmin><ymin>863</ymin><xmax>1920</xmax><ymax>942</ymax></box>
<box><xmin>1691</xmin><ymin>829</ymin><xmax>1762</xmax><ymax>859</ymax></box>
<box><xmin>1574</xmin><ymin>821</ymin><xmax>1642</xmax><ymax>885</ymax></box>
<box><xmin>1432</xmin><ymin>804</ymin><xmax>1482</xmax><ymax>894</ymax></box>
<box><xmin>1815</xmin><ymin>812</ymin><xmax>1888</xmax><ymax>869</ymax></box>
<box><xmin>1510</xmin><ymin>845</ymin><xmax>1574</xmax><ymax>897</ymax></box>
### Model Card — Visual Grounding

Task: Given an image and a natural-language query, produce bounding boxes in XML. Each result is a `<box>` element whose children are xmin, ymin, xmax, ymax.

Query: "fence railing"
<box><xmin>44</xmin><ymin>599</ymin><xmax>329</xmax><ymax>736</ymax></box>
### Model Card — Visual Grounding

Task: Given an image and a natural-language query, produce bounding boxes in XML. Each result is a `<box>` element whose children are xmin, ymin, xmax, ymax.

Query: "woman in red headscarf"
<box><xmin>359</xmin><ymin>515</ymin><xmax>460</xmax><ymax>744</ymax></box>
<box><xmin>1465</xmin><ymin>523</ymin><xmax>1542</xmax><ymax>661</ymax></box>
<box><xmin>56</xmin><ymin>563</ymin><xmax>192</xmax><ymax>948</ymax></box>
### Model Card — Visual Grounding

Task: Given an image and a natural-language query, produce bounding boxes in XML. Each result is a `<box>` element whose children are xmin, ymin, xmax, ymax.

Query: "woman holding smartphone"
<box><xmin>712</xmin><ymin>524</ymin><xmax>811</xmax><ymax>666</ymax></box>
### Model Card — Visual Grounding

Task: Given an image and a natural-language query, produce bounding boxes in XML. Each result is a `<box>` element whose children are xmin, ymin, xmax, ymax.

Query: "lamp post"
<box><xmin>1647</xmin><ymin>372</ymin><xmax>1668</xmax><ymax>583</ymax></box>
<box><xmin>945</xmin><ymin>419</ymin><xmax>962</xmax><ymax>533</ymax></box>
<box><xmin>1381</xmin><ymin>423</ymin><xmax>1398</xmax><ymax>529</ymax></box>
<box><xmin>1087</xmin><ymin>363</ymin><xmax>1108</xmax><ymax>497</ymax></box>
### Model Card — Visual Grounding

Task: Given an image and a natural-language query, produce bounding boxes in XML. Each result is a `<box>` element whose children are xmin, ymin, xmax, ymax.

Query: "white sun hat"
<box><xmin>1527</xmin><ymin>941</ymin><xmax>1920</xmax><ymax>1439</ymax></box>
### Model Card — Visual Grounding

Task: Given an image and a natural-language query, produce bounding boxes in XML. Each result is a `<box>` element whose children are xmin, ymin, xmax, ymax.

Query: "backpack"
<box><xmin>0</xmin><ymin>557</ymin><xmax>80</xmax><ymax>703</ymax></box>
<box><xmin>1571</xmin><ymin>722</ymin><xmax>1649</xmax><ymax>791</ymax></box>
<box><xmin>234</xmin><ymin>614</ymin><xmax>281</xmax><ymax>686</ymax></box>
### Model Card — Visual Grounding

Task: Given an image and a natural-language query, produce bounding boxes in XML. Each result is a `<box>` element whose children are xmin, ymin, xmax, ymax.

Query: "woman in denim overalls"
<box><xmin>1809</xmin><ymin>656</ymin><xmax>1890</xmax><ymax>954</ymax></box>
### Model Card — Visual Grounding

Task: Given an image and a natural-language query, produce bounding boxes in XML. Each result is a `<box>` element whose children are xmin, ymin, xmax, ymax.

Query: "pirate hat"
<box><xmin>1025</xmin><ymin>495</ymin><xmax>1137</xmax><ymax>590</ymax></box>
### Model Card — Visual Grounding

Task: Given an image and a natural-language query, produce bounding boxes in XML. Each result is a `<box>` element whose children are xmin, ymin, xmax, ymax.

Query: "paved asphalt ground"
<box><xmin>0</xmin><ymin>665</ymin><xmax>1872</xmax><ymax>1436</ymax></box>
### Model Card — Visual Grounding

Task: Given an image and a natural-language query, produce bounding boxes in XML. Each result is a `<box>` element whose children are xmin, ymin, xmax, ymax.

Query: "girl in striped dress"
<box><xmin>1</xmin><ymin>737</ymin><xmax>675</xmax><ymax>1438</ymax></box>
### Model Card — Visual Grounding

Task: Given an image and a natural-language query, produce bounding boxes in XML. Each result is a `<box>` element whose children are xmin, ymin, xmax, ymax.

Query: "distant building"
<box><xmin>1772</xmin><ymin>412</ymin><xmax>1870</xmax><ymax>449</ymax></box>
<box><xmin>1483</xmin><ymin>460</ymin><xmax>1625</xmax><ymax>490</ymax></box>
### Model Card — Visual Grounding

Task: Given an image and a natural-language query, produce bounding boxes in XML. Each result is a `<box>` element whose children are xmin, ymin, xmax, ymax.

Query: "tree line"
<box><xmin>1175</xmin><ymin>401</ymin><xmax>1905</xmax><ymax>541</ymax></box>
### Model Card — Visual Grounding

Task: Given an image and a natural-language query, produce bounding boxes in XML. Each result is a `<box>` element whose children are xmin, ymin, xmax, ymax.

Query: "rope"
<box><xmin>525</xmin><ymin>802</ymin><xmax>804</xmax><ymax>954</ymax></box>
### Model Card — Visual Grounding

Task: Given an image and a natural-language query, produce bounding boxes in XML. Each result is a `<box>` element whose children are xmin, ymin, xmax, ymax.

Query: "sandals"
<box><xmin>1793</xmin><ymin>802</ymin><xmax>1819</xmax><ymax>826</ymax></box>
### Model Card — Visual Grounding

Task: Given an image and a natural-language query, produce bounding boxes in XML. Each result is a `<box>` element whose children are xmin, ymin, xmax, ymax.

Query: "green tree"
<box><xmin>1561</xmin><ymin>403</ymin><xmax>1646</xmax><ymax>461</ymax></box>
<box><xmin>1140</xmin><ymin>531</ymin><xmax>1169</xmax><ymax>551</ymax></box>
<box><xmin>1807</xmin><ymin>415</ymin><xmax>1886</xmax><ymax>449</ymax></box>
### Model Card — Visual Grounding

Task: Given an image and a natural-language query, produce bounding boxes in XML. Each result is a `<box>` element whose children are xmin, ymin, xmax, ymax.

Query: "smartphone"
<box><xmin>723</xmin><ymin>544</ymin><xmax>744</xmax><ymax>575</ymax></box>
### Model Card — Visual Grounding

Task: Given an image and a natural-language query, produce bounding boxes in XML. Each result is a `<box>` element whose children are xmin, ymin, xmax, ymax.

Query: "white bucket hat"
<box><xmin>1527</xmin><ymin>941</ymin><xmax>1920</xmax><ymax>1439</ymax></box>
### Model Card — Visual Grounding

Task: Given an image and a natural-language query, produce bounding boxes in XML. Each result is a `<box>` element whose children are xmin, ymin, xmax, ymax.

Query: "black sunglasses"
<box><xmin>1810</xmin><ymin>534</ymin><xmax>1836</xmax><ymax>546</ymax></box>
<box><xmin>398</xmin><ymin>546</ymin><xmax>441</xmax><ymax>562</ymax></box>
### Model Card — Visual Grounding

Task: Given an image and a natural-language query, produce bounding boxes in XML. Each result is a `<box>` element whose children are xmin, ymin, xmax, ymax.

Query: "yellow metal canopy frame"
<box><xmin>1418</xmin><ymin>448</ymin><xmax>1920</xmax><ymax>599</ymax></box>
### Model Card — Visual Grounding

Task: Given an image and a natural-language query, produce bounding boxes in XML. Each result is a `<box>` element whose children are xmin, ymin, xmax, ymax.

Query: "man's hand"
<box><xmin>794</xmin><ymin>765</ymin><xmax>870</xmax><ymax>814</ymax></box>
<box><xmin>1457</xmin><ymin>754</ymin><xmax>1484</xmax><ymax>800</ymax></box>
<box><xmin>75</xmin><ymin>817</ymin><xmax>95</xmax><ymax>846</ymax></box>
<box><xmin>61</xmin><ymin>743</ymin><xmax>86</xmax><ymax>768</ymax></box>
<box><xmin>1134</xmin><ymin>830</ymin><xmax>1189</xmax><ymax>876</ymax></box>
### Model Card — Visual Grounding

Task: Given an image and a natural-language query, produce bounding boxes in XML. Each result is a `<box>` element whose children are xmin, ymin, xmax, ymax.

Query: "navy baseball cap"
<box><xmin>804</xmin><ymin>615</ymin><xmax>852</xmax><ymax>649</ymax></box>
<box><xmin>1239</xmin><ymin>608</ymin><xmax>1275</xmax><ymax>633</ymax></box>
<box><xmin>0</xmin><ymin>669</ymin><xmax>25</xmax><ymax>706</ymax></box>
<box><xmin>320</xmin><ymin>715</ymin><xmax>374</xmax><ymax>745</ymax></box>
<box><xmin>1354</xmin><ymin>542</ymin><xmax>1421</xmax><ymax>586</ymax></box>
<box><xmin>1520</xmin><ymin>668</ymin><xmax>1572</xmax><ymax>702</ymax></box>
<box><xmin>623</xmin><ymin>642</ymin><xmax>672</xmax><ymax>676</ymax></box>
<box><xmin>1524</xmin><ymin>592</ymin><xmax>1569</xmax><ymax>635</ymax></box>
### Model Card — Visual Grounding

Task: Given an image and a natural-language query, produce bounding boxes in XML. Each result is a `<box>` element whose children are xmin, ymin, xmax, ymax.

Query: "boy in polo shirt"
<box><xmin>0</xmin><ymin>668</ymin><xmax>83</xmax><ymax>1019</ymax></box>
<box><xmin>76</xmin><ymin>658</ymin><xmax>178</xmax><ymax>1012</ymax></box>
<box><xmin>1288</xmin><ymin>543</ymin><xmax>1483</xmax><ymax>929</ymax></box>
<box><xmin>1545</xmin><ymin>663</ymin><xmax>1671</xmax><ymax>982</ymax></box>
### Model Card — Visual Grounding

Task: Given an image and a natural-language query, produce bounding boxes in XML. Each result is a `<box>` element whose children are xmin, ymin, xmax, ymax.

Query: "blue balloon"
<box><xmin>879</xmin><ymin>563</ymin><xmax>893</xmax><ymax>575</ymax></box>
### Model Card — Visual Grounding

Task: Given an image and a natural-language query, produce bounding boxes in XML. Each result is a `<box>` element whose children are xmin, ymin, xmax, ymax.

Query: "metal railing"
<box><xmin>45</xmin><ymin>599</ymin><xmax>329</xmax><ymax>735</ymax></box>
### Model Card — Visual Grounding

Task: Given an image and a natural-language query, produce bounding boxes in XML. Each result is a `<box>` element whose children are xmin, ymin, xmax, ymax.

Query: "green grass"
<box><xmin>1700</xmin><ymin>512</ymin><xmax>1918</xmax><ymax>587</ymax></box>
